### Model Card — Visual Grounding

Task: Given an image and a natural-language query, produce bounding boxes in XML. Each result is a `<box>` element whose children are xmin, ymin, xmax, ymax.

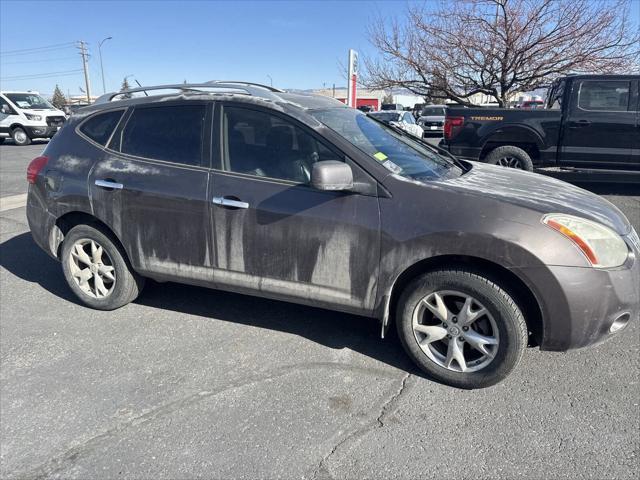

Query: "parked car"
<box><xmin>518</xmin><ymin>100</ymin><xmax>544</xmax><ymax>109</ymax></box>
<box><xmin>27</xmin><ymin>81</ymin><xmax>639</xmax><ymax>389</ymax></box>
<box><xmin>439</xmin><ymin>74</ymin><xmax>640</xmax><ymax>181</ymax></box>
<box><xmin>381</xmin><ymin>103</ymin><xmax>404</xmax><ymax>111</ymax></box>
<box><xmin>368</xmin><ymin>110</ymin><xmax>424</xmax><ymax>138</ymax></box>
<box><xmin>417</xmin><ymin>105</ymin><xmax>447</xmax><ymax>135</ymax></box>
<box><xmin>0</xmin><ymin>91</ymin><xmax>66</xmax><ymax>145</ymax></box>
<box><xmin>357</xmin><ymin>105</ymin><xmax>374</xmax><ymax>113</ymax></box>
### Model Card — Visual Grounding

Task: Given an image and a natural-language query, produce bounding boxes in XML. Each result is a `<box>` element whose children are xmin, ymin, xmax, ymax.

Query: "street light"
<box><xmin>98</xmin><ymin>36</ymin><xmax>113</xmax><ymax>93</ymax></box>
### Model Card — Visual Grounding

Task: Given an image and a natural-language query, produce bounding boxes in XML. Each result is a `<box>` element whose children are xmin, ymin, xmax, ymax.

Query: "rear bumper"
<box><xmin>516</xmin><ymin>253</ymin><xmax>639</xmax><ymax>351</ymax></box>
<box><xmin>26</xmin><ymin>187</ymin><xmax>58</xmax><ymax>259</ymax></box>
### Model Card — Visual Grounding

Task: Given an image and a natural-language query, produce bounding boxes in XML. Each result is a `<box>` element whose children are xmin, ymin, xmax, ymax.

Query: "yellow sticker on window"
<box><xmin>373</xmin><ymin>152</ymin><xmax>388</xmax><ymax>161</ymax></box>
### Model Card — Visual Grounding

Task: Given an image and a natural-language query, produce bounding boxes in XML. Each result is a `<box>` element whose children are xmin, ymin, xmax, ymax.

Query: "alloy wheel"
<box><xmin>68</xmin><ymin>238</ymin><xmax>116</xmax><ymax>299</ymax></box>
<box><xmin>412</xmin><ymin>290</ymin><xmax>499</xmax><ymax>373</ymax></box>
<box><xmin>13</xmin><ymin>130</ymin><xmax>27</xmax><ymax>144</ymax></box>
<box><xmin>496</xmin><ymin>156</ymin><xmax>524</xmax><ymax>169</ymax></box>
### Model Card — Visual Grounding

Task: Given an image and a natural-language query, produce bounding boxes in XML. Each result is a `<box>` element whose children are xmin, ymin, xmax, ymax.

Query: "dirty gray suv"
<box><xmin>26</xmin><ymin>82</ymin><xmax>639</xmax><ymax>389</ymax></box>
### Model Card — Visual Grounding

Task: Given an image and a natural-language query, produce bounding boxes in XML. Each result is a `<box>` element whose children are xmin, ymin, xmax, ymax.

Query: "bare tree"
<box><xmin>363</xmin><ymin>0</ymin><xmax>640</xmax><ymax>107</ymax></box>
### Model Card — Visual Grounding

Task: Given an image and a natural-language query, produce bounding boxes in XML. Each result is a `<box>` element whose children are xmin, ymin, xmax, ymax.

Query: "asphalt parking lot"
<box><xmin>1</xmin><ymin>141</ymin><xmax>638</xmax><ymax>479</ymax></box>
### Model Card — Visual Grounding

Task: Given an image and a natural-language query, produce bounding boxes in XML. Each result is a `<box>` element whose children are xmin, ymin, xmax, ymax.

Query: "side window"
<box><xmin>79</xmin><ymin>110</ymin><xmax>124</xmax><ymax>146</ymax></box>
<box><xmin>547</xmin><ymin>80</ymin><xmax>565</xmax><ymax>109</ymax></box>
<box><xmin>0</xmin><ymin>97</ymin><xmax>16</xmax><ymax>115</ymax></box>
<box><xmin>578</xmin><ymin>81</ymin><xmax>630</xmax><ymax>112</ymax></box>
<box><xmin>121</xmin><ymin>105</ymin><xmax>205</xmax><ymax>166</ymax></box>
<box><xmin>223</xmin><ymin>106</ymin><xmax>338</xmax><ymax>183</ymax></box>
<box><xmin>405</xmin><ymin>113</ymin><xmax>416</xmax><ymax>124</ymax></box>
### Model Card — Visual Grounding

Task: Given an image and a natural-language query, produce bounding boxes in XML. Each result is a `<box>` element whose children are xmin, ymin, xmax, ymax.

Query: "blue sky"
<box><xmin>0</xmin><ymin>0</ymin><xmax>411</xmax><ymax>97</ymax></box>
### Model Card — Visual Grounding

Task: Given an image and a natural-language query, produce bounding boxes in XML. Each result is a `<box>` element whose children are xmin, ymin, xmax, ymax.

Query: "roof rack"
<box><xmin>94</xmin><ymin>81</ymin><xmax>284</xmax><ymax>104</ymax></box>
<box><xmin>206</xmin><ymin>80</ymin><xmax>285</xmax><ymax>93</ymax></box>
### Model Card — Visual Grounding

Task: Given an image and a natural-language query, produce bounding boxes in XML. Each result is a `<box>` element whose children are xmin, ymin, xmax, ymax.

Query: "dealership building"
<box><xmin>313</xmin><ymin>87</ymin><xmax>543</xmax><ymax>110</ymax></box>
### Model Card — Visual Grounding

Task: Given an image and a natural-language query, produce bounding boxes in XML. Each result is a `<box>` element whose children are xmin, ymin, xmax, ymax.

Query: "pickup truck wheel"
<box><xmin>61</xmin><ymin>224</ymin><xmax>145</xmax><ymax>310</ymax></box>
<box><xmin>396</xmin><ymin>269</ymin><xmax>528</xmax><ymax>389</ymax></box>
<box><xmin>11</xmin><ymin>127</ymin><xmax>31</xmax><ymax>146</ymax></box>
<box><xmin>485</xmin><ymin>145</ymin><xmax>533</xmax><ymax>171</ymax></box>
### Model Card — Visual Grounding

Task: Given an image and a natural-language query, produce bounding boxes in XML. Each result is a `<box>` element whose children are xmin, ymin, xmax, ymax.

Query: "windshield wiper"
<box><xmin>366</xmin><ymin>113</ymin><xmax>469</xmax><ymax>172</ymax></box>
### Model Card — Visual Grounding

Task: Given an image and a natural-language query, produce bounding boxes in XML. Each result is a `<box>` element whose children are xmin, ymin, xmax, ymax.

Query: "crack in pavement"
<box><xmin>312</xmin><ymin>372</ymin><xmax>411</xmax><ymax>480</ymax></box>
<box><xmin>7</xmin><ymin>362</ymin><xmax>398</xmax><ymax>480</ymax></box>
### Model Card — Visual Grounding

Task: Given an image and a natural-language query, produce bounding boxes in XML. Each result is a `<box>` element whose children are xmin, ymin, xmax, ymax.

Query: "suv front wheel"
<box><xmin>396</xmin><ymin>269</ymin><xmax>528</xmax><ymax>389</ymax></box>
<box><xmin>61</xmin><ymin>224</ymin><xmax>145</xmax><ymax>310</ymax></box>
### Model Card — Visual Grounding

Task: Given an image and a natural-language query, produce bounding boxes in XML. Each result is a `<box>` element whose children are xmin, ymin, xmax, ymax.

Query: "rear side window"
<box><xmin>121</xmin><ymin>105</ymin><xmax>205</xmax><ymax>166</ymax></box>
<box><xmin>578</xmin><ymin>81</ymin><xmax>630</xmax><ymax>111</ymax></box>
<box><xmin>79</xmin><ymin>110</ymin><xmax>124</xmax><ymax>146</ymax></box>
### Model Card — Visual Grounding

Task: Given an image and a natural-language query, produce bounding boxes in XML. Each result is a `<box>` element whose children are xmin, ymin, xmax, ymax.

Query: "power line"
<box><xmin>0</xmin><ymin>42</ymin><xmax>77</xmax><ymax>56</ymax></box>
<box><xmin>0</xmin><ymin>56</ymin><xmax>79</xmax><ymax>65</ymax></box>
<box><xmin>0</xmin><ymin>69</ymin><xmax>83</xmax><ymax>81</ymax></box>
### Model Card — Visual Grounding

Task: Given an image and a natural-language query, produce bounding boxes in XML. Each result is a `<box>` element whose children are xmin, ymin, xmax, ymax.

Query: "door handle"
<box><xmin>212</xmin><ymin>196</ymin><xmax>249</xmax><ymax>209</ymax></box>
<box><xmin>95</xmin><ymin>179</ymin><xmax>123</xmax><ymax>190</ymax></box>
<box><xmin>569</xmin><ymin>120</ymin><xmax>591</xmax><ymax>128</ymax></box>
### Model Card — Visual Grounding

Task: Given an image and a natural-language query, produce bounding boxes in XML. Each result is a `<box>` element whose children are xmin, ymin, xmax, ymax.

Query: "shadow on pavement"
<box><xmin>0</xmin><ymin>232</ymin><xmax>420</xmax><ymax>377</ymax></box>
<box><xmin>0</xmin><ymin>139</ymin><xmax>49</xmax><ymax>147</ymax></box>
<box><xmin>0</xmin><ymin>232</ymin><xmax>77</xmax><ymax>302</ymax></box>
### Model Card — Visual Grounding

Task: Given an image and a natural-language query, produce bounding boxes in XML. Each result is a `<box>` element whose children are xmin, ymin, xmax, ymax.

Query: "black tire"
<box><xmin>396</xmin><ymin>269</ymin><xmax>528</xmax><ymax>389</ymax></box>
<box><xmin>485</xmin><ymin>145</ymin><xmax>533</xmax><ymax>171</ymax></box>
<box><xmin>11</xmin><ymin>127</ymin><xmax>32</xmax><ymax>146</ymax></box>
<box><xmin>61</xmin><ymin>224</ymin><xmax>145</xmax><ymax>310</ymax></box>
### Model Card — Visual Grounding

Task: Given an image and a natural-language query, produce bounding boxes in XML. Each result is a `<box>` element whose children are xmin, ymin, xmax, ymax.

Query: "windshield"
<box><xmin>310</xmin><ymin>108</ymin><xmax>462</xmax><ymax>181</ymax></box>
<box><xmin>421</xmin><ymin>107</ymin><xmax>445</xmax><ymax>116</ymax></box>
<box><xmin>369</xmin><ymin>112</ymin><xmax>401</xmax><ymax>122</ymax></box>
<box><xmin>5</xmin><ymin>93</ymin><xmax>53</xmax><ymax>110</ymax></box>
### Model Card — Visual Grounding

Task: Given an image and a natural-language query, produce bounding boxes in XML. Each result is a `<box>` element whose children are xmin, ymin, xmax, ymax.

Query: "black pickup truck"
<box><xmin>439</xmin><ymin>74</ymin><xmax>640</xmax><ymax>182</ymax></box>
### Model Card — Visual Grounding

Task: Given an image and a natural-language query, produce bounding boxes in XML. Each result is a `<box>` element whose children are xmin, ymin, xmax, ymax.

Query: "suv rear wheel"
<box><xmin>11</xmin><ymin>127</ymin><xmax>31</xmax><ymax>146</ymax></box>
<box><xmin>61</xmin><ymin>224</ymin><xmax>145</xmax><ymax>310</ymax></box>
<box><xmin>396</xmin><ymin>269</ymin><xmax>528</xmax><ymax>389</ymax></box>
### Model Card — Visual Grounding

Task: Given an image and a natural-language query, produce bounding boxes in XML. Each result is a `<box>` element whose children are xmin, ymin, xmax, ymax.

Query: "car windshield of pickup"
<box><xmin>310</xmin><ymin>108</ymin><xmax>462</xmax><ymax>181</ymax></box>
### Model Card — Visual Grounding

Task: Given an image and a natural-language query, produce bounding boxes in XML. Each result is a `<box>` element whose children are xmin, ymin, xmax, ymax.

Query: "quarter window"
<box><xmin>223</xmin><ymin>106</ymin><xmax>338</xmax><ymax>183</ymax></box>
<box><xmin>578</xmin><ymin>81</ymin><xmax>630</xmax><ymax>111</ymax></box>
<box><xmin>121</xmin><ymin>105</ymin><xmax>205</xmax><ymax>166</ymax></box>
<box><xmin>79</xmin><ymin>110</ymin><xmax>124</xmax><ymax>146</ymax></box>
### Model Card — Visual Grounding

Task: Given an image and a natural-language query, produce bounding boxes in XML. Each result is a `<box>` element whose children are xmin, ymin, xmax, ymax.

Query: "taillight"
<box><xmin>27</xmin><ymin>156</ymin><xmax>49</xmax><ymax>184</ymax></box>
<box><xmin>444</xmin><ymin>116</ymin><xmax>464</xmax><ymax>140</ymax></box>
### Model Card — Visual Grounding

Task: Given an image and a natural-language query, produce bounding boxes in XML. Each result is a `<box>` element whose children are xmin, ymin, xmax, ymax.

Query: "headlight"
<box><xmin>25</xmin><ymin>113</ymin><xmax>42</xmax><ymax>121</ymax></box>
<box><xmin>543</xmin><ymin>213</ymin><xmax>629</xmax><ymax>268</ymax></box>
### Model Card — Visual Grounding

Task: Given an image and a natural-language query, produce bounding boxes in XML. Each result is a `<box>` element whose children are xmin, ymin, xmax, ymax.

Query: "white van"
<box><xmin>0</xmin><ymin>91</ymin><xmax>66</xmax><ymax>146</ymax></box>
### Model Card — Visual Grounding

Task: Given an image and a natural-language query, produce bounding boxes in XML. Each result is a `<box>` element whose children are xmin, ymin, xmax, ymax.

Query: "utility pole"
<box><xmin>77</xmin><ymin>41</ymin><xmax>92</xmax><ymax>104</ymax></box>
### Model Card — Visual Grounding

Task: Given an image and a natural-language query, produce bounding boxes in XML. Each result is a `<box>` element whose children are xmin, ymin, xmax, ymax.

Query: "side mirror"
<box><xmin>311</xmin><ymin>160</ymin><xmax>353</xmax><ymax>191</ymax></box>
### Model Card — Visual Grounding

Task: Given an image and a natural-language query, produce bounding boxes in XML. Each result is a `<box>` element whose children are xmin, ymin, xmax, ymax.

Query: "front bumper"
<box><xmin>516</xmin><ymin>253</ymin><xmax>639</xmax><ymax>351</ymax></box>
<box><xmin>24</xmin><ymin>125</ymin><xmax>59</xmax><ymax>139</ymax></box>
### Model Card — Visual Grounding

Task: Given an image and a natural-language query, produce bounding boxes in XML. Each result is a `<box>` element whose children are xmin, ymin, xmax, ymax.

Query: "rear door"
<box><xmin>560</xmin><ymin>78</ymin><xmax>636</xmax><ymax>169</ymax></box>
<box><xmin>208</xmin><ymin>103</ymin><xmax>381</xmax><ymax>314</ymax></box>
<box><xmin>89</xmin><ymin>101</ymin><xmax>214</xmax><ymax>282</ymax></box>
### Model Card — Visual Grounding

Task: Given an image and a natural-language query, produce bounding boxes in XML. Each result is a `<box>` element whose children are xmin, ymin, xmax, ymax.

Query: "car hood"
<box><xmin>438</xmin><ymin>161</ymin><xmax>631</xmax><ymax>234</ymax></box>
<box><xmin>22</xmin><ymin>108</ymin><xmax>64</xmax><ymax>116</ymax></box>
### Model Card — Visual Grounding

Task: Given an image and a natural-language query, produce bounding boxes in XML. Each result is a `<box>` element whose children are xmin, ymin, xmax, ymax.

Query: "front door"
<box><xmin>89</xmin><ymin>102</ymin><xmax>214</xmax><ymax>282</ymax></box>
<box><xmin>560</xmin><ymin>78</ymin><xmax>636</xmax><ymax>170</ymax></box>
<box><xmin>209</xmin><ymin>104</ymin><xmax>381</xmax><ymax>314</ymax></box>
